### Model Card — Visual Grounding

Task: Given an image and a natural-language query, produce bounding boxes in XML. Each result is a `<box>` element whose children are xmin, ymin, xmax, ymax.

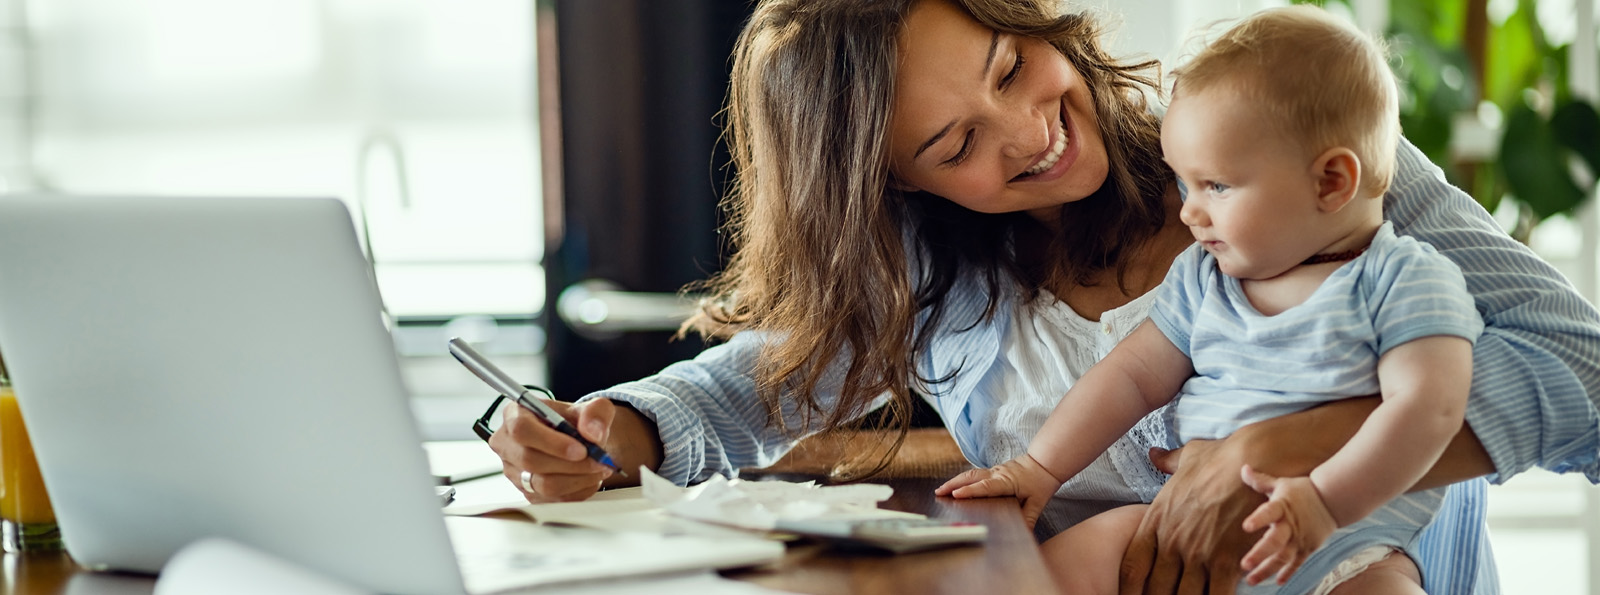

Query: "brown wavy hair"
<box><xmin>683</xmin><ymin>0</ymin><xmax>1171</xmax><ymax>478</ymax></box>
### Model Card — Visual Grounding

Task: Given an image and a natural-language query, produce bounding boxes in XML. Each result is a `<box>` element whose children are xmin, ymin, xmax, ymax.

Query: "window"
<box><xmin>19</xmin><ymin>0</ymin><xmax>541</xmax><ymax>320</ymax></box>
<box><xmin>12</xmin><ymin>0</ymin><xmax>546</xmax><ymax>439</ymax></box>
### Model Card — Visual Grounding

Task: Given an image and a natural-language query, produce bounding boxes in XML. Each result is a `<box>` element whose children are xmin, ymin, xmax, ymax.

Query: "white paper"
<box><xmin>153</xmin><ymin>538</ymin><xmax>370</xmax><ymax>595</ymax></box>
<box><xmin>640</xmin><ymin>468</ymin><xmax>915</xmax><ymax>531</ymax></box>
<box><xmin>444</xmin><ymin>481</ymin><xmax>649</xmax><ymax>517</ymax></box>
<box><xmin>445</xmin><ymin>469</ymin><xmax>918</xmax><ymax>535</ymax></box>
<box><xmin>424</xmin><ymin>440</ymin><xmax>504</xmax><ymax>483</ymax></box>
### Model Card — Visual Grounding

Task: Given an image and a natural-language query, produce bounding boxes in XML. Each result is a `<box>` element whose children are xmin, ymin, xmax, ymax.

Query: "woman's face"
<box><xmin>888</xmin><ymin>0</ymin><xmax>1109</xmax><ymax>221</ymax></box>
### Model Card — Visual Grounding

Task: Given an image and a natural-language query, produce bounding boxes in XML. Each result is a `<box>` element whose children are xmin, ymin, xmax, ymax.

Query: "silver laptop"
<box><xmin>0</xmin><ymin>195</ymin><xmax>780</xmax><ymax>594</ymax></box>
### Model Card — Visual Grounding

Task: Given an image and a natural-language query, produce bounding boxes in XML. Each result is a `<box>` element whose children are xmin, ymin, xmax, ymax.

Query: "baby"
<box><xmin>938</xmin><ymin>6</ymin><xmax>1481</xmax><ymax>594</ymax></box>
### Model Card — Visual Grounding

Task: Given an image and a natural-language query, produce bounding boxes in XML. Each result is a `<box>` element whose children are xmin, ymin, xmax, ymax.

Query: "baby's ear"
<box><xmin>1312</xmin><ymin>147</ymin><xmax>1361</xmax><ymax>213</ymax></box>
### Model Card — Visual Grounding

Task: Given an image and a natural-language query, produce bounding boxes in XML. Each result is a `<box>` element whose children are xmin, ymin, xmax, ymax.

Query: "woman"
<box><xmin>489</xmin><ymin>0</ymin><xmax>1600</xmax><ymax>593</ymax></box>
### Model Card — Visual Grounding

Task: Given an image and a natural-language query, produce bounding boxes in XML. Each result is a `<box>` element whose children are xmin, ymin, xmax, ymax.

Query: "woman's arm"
<box><xmin>1386</xmin><ymin>137</ymin><xmax>1600</xmax><ymax>481</ymax></box>
<box><xmin>1235</xmin><ymin>397</ymin><xmax>1495</xmax><ymax>490</ymax></box>
<box><xmin>492</xmin><ymin>329</ymin><xmax>870</xmax><ymax>502</ymax></box>
<box><xmin>1190</xmin><ymin>397</ymin><xmax>1494</xmax><ymax>487</ymax></box>
<box><xmin>1116</xmin><ymin>398</ymin><xmax>1493</xmax><ymax>595</ymax></box>
<box><xmin>580</xmin><ymin>330</ymin><xmax>871</xmax><ymax>484</ymax></box>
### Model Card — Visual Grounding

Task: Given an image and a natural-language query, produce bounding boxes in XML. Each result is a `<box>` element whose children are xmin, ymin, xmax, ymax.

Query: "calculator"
<box><xmin>773</xmin><ymin>517</ymin><xmax>988</xmax><ymax>554</ymax></box>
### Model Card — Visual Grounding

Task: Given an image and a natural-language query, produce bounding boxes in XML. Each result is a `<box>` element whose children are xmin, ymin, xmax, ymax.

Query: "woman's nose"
<box><xmin>1000</xmin><ymin>106</ymin><xmax>1050</xmax><ymax>160</ymax></box>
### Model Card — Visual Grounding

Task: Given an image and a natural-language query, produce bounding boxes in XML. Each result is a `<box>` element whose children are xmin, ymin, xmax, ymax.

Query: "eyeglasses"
<box><xmin>471</xmin><ymin>384</ymin><xmax>557</xmax><ymax>442</ymax></box>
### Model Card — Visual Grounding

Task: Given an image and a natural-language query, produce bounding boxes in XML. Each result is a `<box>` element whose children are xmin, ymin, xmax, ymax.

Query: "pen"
<box><xmin>446</xmin><ymin>337</ymin><xmax>625</xmax><ymax>477</ymax></box>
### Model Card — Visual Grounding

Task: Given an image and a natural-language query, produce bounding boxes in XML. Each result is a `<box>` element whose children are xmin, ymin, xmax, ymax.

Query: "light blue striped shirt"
<box><xmin>581</xmin><ymin>138</ymin><xmax>1600</xmax><ymax>594</ymax></box>
<box><xmin>1150</xmin><ymin>222</ymin><xmax>1480</xmax><ymax>593</ymax></box>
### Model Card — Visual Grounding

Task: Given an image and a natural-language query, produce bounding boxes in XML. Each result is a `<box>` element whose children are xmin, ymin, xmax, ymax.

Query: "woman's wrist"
<box><xmin>599</xmin><ymin>400</ymin><xmax>664</xmax><ymax>488</ymax></box>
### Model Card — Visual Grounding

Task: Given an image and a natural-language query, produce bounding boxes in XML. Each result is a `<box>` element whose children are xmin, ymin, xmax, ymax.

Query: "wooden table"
<box><xmin>726</xmin><ymin>476</ymin><xmax>1068</xmax><ymax>594</ymax></box>
<box><xmin>0</xmin><ymin>477</ymin><xmax>1109</xmax><ymax>594</ymax></box>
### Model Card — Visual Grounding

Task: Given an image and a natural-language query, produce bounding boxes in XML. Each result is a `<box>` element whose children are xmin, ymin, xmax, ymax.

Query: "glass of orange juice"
<box><xmin>0</xmin><ymin>355</ymin><xmax>61</xmax><ymax>552</ymax></box>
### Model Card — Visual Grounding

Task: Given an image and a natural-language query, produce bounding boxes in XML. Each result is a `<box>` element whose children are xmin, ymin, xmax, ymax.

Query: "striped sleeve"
<box><xmin>1149</xmin><ymin>243</ymin><xmax>1211</xmax><ymax>359</ymax></box>
<box><xmin>1366</xmin><ymin>236</ymin><xmax>1483</xmax><ymax>355</ymax></box>
<box><xmin>1386</xmin><ymin>137</ymin><xmax>1600</xmax><ymax>483</ymax></box>
<box><xmin>578</xmin><ymin>330</ymin><xmax>875</xmax><ymax>485</ymax></box>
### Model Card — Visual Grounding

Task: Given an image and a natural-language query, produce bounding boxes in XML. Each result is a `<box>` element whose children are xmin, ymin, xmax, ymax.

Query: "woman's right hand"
<box><xmin>487</xmin><ymin>397</ymin><xmax>623</xmax><ymax>503</ymax></box>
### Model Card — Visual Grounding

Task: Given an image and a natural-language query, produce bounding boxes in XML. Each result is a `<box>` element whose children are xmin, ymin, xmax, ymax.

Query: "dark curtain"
<box><xmin>541</xmin><ymin>1</ymin><xmax>752</xmax><ymax>399</ymax></box>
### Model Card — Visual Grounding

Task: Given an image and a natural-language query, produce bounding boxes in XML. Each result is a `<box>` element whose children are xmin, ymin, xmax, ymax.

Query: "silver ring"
<box><xmin>519</xmin><ymin>470</ymin><xmax>536</xmax><ymax>494</ymax></box>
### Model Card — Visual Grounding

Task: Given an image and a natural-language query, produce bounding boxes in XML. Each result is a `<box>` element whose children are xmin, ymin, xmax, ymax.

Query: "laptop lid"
<box><xmin>0</xmin><ymin>195</ymin><xmax>463</xmax><ymax>595</ymax></box>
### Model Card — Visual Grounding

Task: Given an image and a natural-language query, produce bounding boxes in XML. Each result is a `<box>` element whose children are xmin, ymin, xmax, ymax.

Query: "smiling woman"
<box><xmin>889</xmin><ymin>0</ymin><xmax>1109</xmax><ymax>218</ymax></box>
<box><xmin>478</xmin><ymin>1</ymin><xmax>1600</xmax><ymax>594</ymax></box>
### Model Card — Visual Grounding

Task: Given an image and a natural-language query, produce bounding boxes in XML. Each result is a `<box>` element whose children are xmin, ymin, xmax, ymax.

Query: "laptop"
<box><xmin>0</xmin><ymin>195</ymin><xmax>781</xmax><ymax>594</ymax></box>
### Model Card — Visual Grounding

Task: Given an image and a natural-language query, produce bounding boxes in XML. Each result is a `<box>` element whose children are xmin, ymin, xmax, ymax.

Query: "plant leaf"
<box><xmin>1500</xmin><ymin>102</ymin><xmax>1586</xmax><ymax>219</ymax></box>
<box><xmin>1487</xmin><ymin>4</ymin><xmax>1540</xmax><ymax>109</ymax></box>
<box><xmin>1551</xmin><ymin>99</ymin><xmax>1600</xmax><ymax>185</ymax></box>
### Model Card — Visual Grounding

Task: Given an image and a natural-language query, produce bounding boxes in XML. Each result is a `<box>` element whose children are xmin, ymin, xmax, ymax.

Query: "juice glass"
<box><xmin>0</xmin><ymin>380</ymin><xmax>61</xmax><ymax>552</ymax></box>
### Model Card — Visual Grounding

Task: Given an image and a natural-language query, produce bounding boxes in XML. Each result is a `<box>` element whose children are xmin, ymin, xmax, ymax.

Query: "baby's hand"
<box><xmin>935</xmin><ymin>454</ymin><xmax>1063</xmax><ymax>529</ymax></box>
<box><xmin>1237</xmin><ymin>465</ymin><xmax>1338</xmax><ymax>586</ymax></box>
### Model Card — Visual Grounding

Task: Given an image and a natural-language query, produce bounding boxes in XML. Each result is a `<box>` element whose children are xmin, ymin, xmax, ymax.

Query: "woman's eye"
<box><xmin>1001</xmin><ymin>51</ymin><xmax>1026</xmax><ymax>89</ymax></box>
<box><xmin>944</xmin><ymin>130</ymin><xmax>975</xmax><ymax>166</ymax></box>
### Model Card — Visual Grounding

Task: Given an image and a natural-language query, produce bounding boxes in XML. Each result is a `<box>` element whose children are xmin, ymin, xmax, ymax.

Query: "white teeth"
<box><xmin>1024</xmin><ymin>121</ymin><xmax>1069</xmax><ymax>176</ymax></box>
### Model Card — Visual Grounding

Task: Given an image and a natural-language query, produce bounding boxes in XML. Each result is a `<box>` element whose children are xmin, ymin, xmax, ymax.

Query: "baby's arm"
<box><xmin>1239</xmin><ymin>334</ymin><xmax>1473</xmax><ymax>585</ymax></box>
<box><xmin>937</xmin><ymin>321</ymin><xmax>1193</xmax><ymax>528</ymax></box>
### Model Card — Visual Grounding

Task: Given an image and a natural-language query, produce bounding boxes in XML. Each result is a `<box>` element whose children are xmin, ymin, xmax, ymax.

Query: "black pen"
<box><xmin>447</xmin><ymin>337</ymin><xmax>624</xmax><ymax>476</ymax></box>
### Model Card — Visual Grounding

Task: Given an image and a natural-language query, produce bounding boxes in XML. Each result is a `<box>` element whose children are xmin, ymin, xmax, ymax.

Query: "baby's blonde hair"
<box><xmin>1172</xmin><ymin>5</ymin><xmax>1399</xmax><ymax>197</ymax></box>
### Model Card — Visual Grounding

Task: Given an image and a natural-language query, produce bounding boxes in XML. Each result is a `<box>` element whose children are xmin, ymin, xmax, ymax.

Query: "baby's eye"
<box><xmin>1208</xmin><ymin>182</ymin><xmax>1230</xmax><ymax>194</ymax></box>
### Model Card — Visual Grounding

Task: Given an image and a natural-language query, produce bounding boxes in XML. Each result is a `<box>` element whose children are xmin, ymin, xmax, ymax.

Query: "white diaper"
<box><xmin>1309</xmin><ymin>545</ymin><xmax>1403</xmax><ymax>595</ymax></box>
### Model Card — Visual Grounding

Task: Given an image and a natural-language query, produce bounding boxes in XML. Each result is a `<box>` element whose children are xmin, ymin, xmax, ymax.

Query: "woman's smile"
<box><xmin>1012</xmin><ymin>99</ymin><xmax>1076</xmax><ymax>183</ymax></box>
<box><xmin>887</xmin><ymin>0</ymin><xmax>1109</xmax><ymax>217</ymax></box>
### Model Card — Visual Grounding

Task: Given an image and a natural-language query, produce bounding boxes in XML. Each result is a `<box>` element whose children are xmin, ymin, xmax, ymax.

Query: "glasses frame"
<box><xmin>471</xmin><ymin>384</ymin><xmax>557</xmax><ymax>443</ymax></box>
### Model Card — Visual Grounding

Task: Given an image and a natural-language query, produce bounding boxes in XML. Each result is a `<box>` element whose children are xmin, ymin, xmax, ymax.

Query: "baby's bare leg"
<box><xmin>1327</xmin><ymin>552</ymin><xmax>1424</xmax><ymax>595</ymax></box>
<box><xmin>1039</xmin><ymin>504</ymin><xmax>1148</xmax><ymax>595</ymax></box>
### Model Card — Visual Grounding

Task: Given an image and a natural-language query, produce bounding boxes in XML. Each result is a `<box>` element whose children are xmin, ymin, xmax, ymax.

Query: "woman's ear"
<box><xmin>1312</xmin><ymin>147</ymin><xmax>1360</xmax><ymax>213</ymax></box>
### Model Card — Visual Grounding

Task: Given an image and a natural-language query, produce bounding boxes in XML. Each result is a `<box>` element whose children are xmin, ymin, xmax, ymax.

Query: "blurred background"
<box><xmin>0</xmin><ymin>0</ymin><xmax>1595</xmax><ymax>591</ymax></box>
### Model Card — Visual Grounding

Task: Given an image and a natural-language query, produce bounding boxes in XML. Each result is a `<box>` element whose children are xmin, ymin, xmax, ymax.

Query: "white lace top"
<box><xmin>976</xmin><ymin>287</ymin><xmax>1170</xmax><ymax>508</ymax></box>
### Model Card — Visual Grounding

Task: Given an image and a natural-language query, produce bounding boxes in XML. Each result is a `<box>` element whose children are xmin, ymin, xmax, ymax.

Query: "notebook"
<box><xmin>0</xmin><ymin>195</ymin><xmax>781</xmax><ymax>595</ymax></box>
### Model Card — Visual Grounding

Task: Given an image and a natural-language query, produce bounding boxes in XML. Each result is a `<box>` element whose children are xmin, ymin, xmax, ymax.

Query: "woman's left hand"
<box><xmin>1121</xmin><ymin>398</ymin><xmax>1387</xmax><ymax>594</ymax></box>
<box><xmin>1118</xmin><ymin>440</ymin><xmax>1261</xmax><ymax>595</ymax></box>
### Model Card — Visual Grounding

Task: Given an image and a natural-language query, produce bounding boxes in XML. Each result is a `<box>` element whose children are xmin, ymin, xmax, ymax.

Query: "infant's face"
<box><xmin>1161</xmin><ymin>86</ymin><xmax>1326</xmax><ymax>280</ymax></box>
<box><xmin>887</xmin><ymin>0</ymin><xmax>1108</xmax><ymax>222</ymax></box>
